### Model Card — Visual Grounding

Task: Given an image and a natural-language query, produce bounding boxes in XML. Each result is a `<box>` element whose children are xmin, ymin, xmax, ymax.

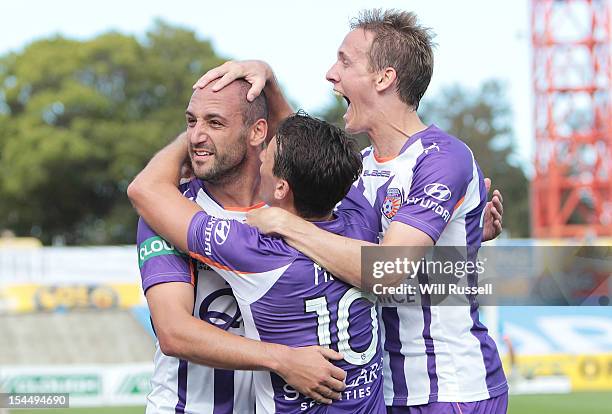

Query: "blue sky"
<box><xmin>2</xmin><ymin>0</ymin><xmax>532</xmax><ymax>169</ymax></box>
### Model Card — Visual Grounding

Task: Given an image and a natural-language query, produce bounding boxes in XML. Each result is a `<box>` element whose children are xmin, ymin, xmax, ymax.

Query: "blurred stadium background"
<box><xmin>2</xmin><ymin>242</ymin><xmax>611</xmax><ymax>414</ymax></box>
<box><xmin>1</xmin><ymin>0</ymin><xmax>611</xmax><ymax>413</ymax></box>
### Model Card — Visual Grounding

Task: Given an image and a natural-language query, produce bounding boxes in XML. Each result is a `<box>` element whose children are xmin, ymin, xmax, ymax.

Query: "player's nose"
<box><xmin>191</xmin><ymin>122</ymin><xmax>210</xmax><ymax>145</ymax></box>
<box><xmin>326</xmin><ymin>63</ymin><xmax>340</xmax><ymax>84</ymax></box>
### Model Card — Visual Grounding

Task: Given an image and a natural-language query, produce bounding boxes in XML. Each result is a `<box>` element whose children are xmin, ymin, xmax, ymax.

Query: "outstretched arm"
<box><xmin>246</xmin><ymin>208</ymin><xmax>432</xmax><ymax>288</ymax></box>
<box><xmin>247</xmin><ymin>158</ymin><xmax>503</xmax><ymax>287</ymax></box>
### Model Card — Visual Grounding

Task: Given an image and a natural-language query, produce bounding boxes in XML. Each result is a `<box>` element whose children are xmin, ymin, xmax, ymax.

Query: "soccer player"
<box><xmin>129</xmin><ymin>112</ymin><xmax>387</xmax><ymax>413</ymax></box>
<box><xmin>197</xmin><ymin>9</ymin><xmax>508</xmax><ymax>414</ymax></box>
<box><xmin>134</xmin><ymin>80</ymin><xmax>347</xmax><ymax>414</ymax></box>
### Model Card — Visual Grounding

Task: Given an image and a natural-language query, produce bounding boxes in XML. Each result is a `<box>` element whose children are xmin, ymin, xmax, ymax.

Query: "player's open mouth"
<box><xmin>192</xmin><ymin>149</ymin><xmax>214</xmax><ymax>160</ymax></box>
<box><xmin>334</xmin><ymin>90</ymin><xmax>351</xmax><ymax>118</ymax></box>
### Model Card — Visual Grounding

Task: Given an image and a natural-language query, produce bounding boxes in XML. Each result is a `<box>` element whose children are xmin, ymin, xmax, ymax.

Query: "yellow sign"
<box><xmin>507</xmin><ymin>354</ymin><xmax>612</xmax><ymax>391</ymax></box>
<box><xmin>0</xmin><ymin>283</ymin><xmax>144</xmax><ymax>313</ymax></box>
<box><xmin>0</xmin><ymin>237</ymin><xmax>42</xmax><ymax>248</ymax></box>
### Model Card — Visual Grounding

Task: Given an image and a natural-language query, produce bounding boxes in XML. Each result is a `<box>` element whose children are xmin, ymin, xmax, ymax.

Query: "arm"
<box><xmin>194</xmin><ymin>60</ymin><xmax>293</xmax><ymax>140</ymax></box>
<box><xmin>147</xmin><ymin>281</ymin><xmax>345</xmax><ymax>404</ymax></box>
<box><xmin>262</xmin><ymin>72</ymin><xmax>293</xmax><ymax>140</ymax></box>
<box><xmin>148</xmin><ymin>281</ymin><xmax>344</xmax><ymax>402</ymax></box>
<box><xmin>148</xmin><ymin>281</ymin><xmax>287</xmax><ymax>370</ymax></box>
<box><xmin>246</xmin><ymin>209</ymin><xmax>431</xmax><ymax>289</ymax></box>
<box><xmin>247</xmin><ymin>209</ymin><xmax>373</xmax><ymax>287</ymax></box>
<box><xmin>254</xmin><ymin>185</ymin><xmax>504</xmax><ymax>275</ymax></box>
<box><xmin>127</xmin><ymin>133</ymin><xmax>197</xmax><ymax>253</ymax></box>
<box><xmin>259</xmin><ymin>191</ymin><xmax>501</xmax><ymax>280</ymax></box>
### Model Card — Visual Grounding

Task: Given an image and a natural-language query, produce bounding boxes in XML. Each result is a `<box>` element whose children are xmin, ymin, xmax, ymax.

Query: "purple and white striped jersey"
<box><xmin>137</xmin><ymin>178</ymin><xmax>261</xmax><ymax>414</ymax></box>
<box><xmin>343</xmin><ymin>125</ymin><xmax>508</xmax><ymax>406</ymax></box>
<box><xmin>186</xmin><ymin>187</ymin><xmax>386</xmax><ymax>414</ymax></box>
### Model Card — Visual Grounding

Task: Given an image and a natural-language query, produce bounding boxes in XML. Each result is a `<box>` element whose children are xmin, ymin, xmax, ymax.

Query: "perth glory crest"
<box><xmin>382</xmin><ymin>187</ymin><xmax>402</xmax><ymax>219</ymax></box>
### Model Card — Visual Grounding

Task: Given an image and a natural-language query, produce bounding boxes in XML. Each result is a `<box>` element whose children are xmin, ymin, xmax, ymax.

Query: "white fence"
<box><xmin>0</xmin><ymin>246</ymin><xmax>140</xmax><ymax>285</ymax></box>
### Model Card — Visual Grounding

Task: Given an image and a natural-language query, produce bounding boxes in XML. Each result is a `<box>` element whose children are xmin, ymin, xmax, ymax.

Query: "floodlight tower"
<box><xmin>531</xmin><ymin>0</ymin><xmax>612</xmax><ymax>238</ymax></box>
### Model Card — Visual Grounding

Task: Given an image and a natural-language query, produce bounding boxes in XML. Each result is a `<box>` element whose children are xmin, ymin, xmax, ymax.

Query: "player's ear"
<box><xmin>249</xmin><ymin>119</ymin><xmax>267</xmax><ymax>147</ymax></box>
<box><xmin>375</xmin><ymin>67</ymin><xmax>397</xmax><ymax>93</ymax></box>
<box><xmin>274</xmin><ymin>179</ymin><xmax>290</xmax><ymax>202</ymax></box>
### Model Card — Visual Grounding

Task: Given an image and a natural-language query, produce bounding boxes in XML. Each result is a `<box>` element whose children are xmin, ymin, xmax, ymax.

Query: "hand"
<box><xmin>193</xmin><ymin>60</ymin><xmax>273</xmax><ymax>102</ymax></box>
<box><xmin>246</xmin><ymin>207</ymin><xmax>292</xmax><ymax>235</ymax></box>
<box><xmin>274</xmin><ymin>345</ymin><xmax>346</xmax><ymax>404</ymax></box>
<box><xmin>482</xmin><ymin>177</ymin><xmax>504</xmax><ymax>242</ymax></box>
<box><xmin>179</xmin><ymin>160</ymin><xmax>194</xmax><ymax>183</ymax></box>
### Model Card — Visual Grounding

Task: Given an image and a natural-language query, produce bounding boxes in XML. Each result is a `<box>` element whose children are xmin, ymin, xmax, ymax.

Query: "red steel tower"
<box><xmin>531</xmin><ymin>0</ymin><xmax>612</xmax><ymax>238</ymax></box>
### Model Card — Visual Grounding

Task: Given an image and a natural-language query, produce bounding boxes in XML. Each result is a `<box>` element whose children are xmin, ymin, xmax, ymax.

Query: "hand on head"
<box><xmin>193</xmin><ymin>60</ymin><xmax>273</xmax><ymax>102</ymax></box>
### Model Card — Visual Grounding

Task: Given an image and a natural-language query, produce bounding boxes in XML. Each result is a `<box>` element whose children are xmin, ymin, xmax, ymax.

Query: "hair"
<box><xmin>234</xmin><ymin>79</ymin><xmax>269</xmax><ymax>127</ymax></box>
<box><xmin>273</xmin><ymin>111</ymin><xmax>362</xmax><ymax>218</ymax></box>
<box><xmin>351</xmin><ymin>9</ymin><xmax>435</xmax><ymax>110</ymax></box>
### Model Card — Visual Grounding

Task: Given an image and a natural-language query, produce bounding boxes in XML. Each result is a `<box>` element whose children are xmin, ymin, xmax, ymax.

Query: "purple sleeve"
<box><xmin>137</xmin><ymin>217</ymin><xmax>193</xmax><ymax>293</ymax></box>
<box><xmin>187</xmin><ymin>211</ymin><xmax>296</xmax><ymax>274</ymax></box>
<box><xmin>394</xmin><ymin>149</ymin><xmax>472</xmax><ymax>242</ymax></box>
<box><xmin>337</xmin><ymin>185</ymin><xmax>380</xmax><ymax>242</ymax></box>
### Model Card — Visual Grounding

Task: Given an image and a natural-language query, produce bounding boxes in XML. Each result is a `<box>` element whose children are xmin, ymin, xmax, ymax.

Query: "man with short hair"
<box><xmin>128</xmin><ymin>112</ymin><xmax>387</xmax><ymax>413</ymax></box>
<box><xmin>134</xmin><ymin>80</ymin><xmax>347</xmax><ymax>414</ymax></box>
<box><xmin>199</xmin><ymin>8</ymin><xmax>508</xmax><ymax>413</ymax></box>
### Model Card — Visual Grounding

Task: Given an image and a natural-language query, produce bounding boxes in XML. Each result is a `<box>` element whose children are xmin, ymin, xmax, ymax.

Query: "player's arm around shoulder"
<box><xmin>247</xmin><ymin>207</ymin><xmax>377</xmax><ymax>288</ymax></box>
<box><xmin>127</xmin><ymin>134</ymin><xmax>203</xmax><ymax>253</ymax></box>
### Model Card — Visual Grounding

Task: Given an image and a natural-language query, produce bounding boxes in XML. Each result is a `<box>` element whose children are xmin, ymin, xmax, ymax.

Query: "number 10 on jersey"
<box><xmin>305</xmin><ymin>284</ymin><xmax>379</xmax><ymax>366</ymax></box>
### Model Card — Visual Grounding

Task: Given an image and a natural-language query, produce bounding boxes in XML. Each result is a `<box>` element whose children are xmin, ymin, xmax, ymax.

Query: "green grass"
<box><xmin>509</xmin><ymin>392</ymin><xmax>612</xmax><ymax>414</ymax></box>
<box><xmin>9</xmin><ymin>392</ymin><xmax>612</xmax><ymax>413</ymax></box>
<box><xmin>9</xmin><ymin>407</ymin><xmax>144</xmax><ymax>414</ymax></box>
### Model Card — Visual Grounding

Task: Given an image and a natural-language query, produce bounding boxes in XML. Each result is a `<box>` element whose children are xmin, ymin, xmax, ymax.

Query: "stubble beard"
<box><xmin>192</xmin><ymin>133</ymin><xmax>249</xmax><ymax>186</ymax></box>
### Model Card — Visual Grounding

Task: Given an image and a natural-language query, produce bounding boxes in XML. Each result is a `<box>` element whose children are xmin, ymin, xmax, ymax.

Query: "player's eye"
<box><xmin>209</xmin><ymin>119</ymin><xmax>223</xmax><ymax>128</ymax></box>
<box><xmin>186</xmin><ymin>117</ymin><xmax>196</xmax><ymax>127</ymax></box>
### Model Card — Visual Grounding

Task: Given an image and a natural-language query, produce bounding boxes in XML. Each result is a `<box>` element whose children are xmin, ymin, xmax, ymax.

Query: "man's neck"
<box><xmin>366</xmin><ymin>100</ymin><xmax>428</xmax><ymax>159</ymax></box>
<box><xmin>304</xmin><ymin>212</ymin><xmax>334</xmax><ymax>222</ymax></box>
<box><xmin>205</xmin><ymin>162</ymin><xmax>262</xmax><ymax>208</ymax></box>
<box><xmin>279</xmin><ymin>201</ymin><xmax>333</xmax><ymax>223</ymax></box>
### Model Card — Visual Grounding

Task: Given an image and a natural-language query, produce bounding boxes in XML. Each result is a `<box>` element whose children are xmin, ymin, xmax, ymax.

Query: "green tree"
<box><xmin>0</xmin><ymin>21</ymin><xmax>226</xmax><ymax>244</ymax></box>
<box><xmin>319</xmin><ymin>81</ymin><xmax>529</xmax><ymax>237</ymax></box>
<box><xmin>421</xmin><ymin>81</ymin><xmax>529</xmax><ymax>237</ymax></box>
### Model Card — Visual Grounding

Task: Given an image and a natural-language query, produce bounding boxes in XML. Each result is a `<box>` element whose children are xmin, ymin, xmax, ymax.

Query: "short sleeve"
<box><xmin>187</xmin><ymin>211</ymin><xmax>296</xmax><ymax>274</ymax></box>
<box><xmin>336</xmin><ymin>185</ymin><xmax>380</xmax><ymax>243</ymax></box>
<box><xmin>137</xmin><ymin>218</ymin><xmax>193</xmax><ymax>293</ymax></box>
<box><xmin>393</xmin><ymin>149</ymin><xmax>473</xmax><ymax>243</ymax></box>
